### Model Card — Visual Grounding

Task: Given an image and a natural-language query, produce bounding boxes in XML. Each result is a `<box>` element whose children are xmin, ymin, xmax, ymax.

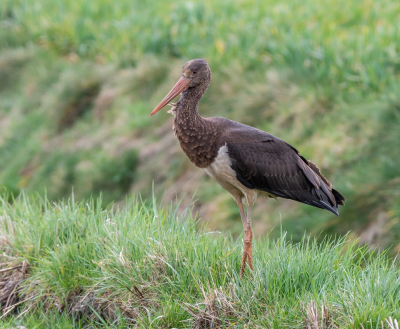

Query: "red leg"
<box><xmin>239</xmin><ymin>201</ymin><xmax>253</xmax><ymax>276</ymax></box>
<box><xmin>241</xmin><ymin>226</ymin><xmax>253</xmax><ymax>276</ymax></box>
<box><xmin>236</xmin><ymin>199</ymin><xmax>248</xmax><ymax>276</ymax></box>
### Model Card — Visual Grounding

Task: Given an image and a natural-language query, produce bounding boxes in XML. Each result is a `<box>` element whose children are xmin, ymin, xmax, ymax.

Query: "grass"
<box><xmin>0</xmin><ymin>194</ymin><xmax>400</xmax><ymax>328</ymax></box>
<box><xmin>1</xmin><ymin>0</ymin><xmax>400</xmax><ymax>326</ymax></box>
<box><xmin>0</xmin><ymin>0</ymin><xmax>400</xmax><ymax>291</ymax></box>
<box><xmin>3</xmin><ymin>0</ymin><xmax>400</xmax><ymax>98</ymax></box>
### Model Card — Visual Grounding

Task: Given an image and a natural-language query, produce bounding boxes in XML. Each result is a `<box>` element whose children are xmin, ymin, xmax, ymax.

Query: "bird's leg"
<box><xmin>237</xmin><ymin>199</ymin><xmax>253</xmax><ymax>276</ymax></box>
<box><xmin>244</xmin><ymin>202</ymin><xmax>253</xmax><ymax>272</ymax></box>
<box><xmin>236</xmin><ymin>199</ymin><xmax>248</xmax><ymax>275</ymax></box>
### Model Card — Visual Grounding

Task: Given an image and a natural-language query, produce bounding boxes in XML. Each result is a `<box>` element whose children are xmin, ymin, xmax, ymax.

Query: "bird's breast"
<box><xmin>173</xmin><ymin>117</ymin><xmax>219</xmax><ymax>168</ymax></box>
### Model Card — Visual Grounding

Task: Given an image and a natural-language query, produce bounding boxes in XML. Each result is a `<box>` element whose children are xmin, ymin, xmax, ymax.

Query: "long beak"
<box><xmin>150</xmin><ymin>76</ymin><xmax>191</xmax><ymax>116</ymax></box>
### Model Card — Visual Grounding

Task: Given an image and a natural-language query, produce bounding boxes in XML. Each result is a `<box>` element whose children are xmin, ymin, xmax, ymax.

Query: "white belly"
<box><xmin>204</xmin><ymin>145</ymin><xmax>258</xmax><ymax>204</ymax></box>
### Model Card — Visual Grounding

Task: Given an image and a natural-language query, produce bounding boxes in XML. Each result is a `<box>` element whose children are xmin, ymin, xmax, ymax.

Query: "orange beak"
<box><xmin>150</xmin><ymin>76</ymin><xmax>191</xmax><ymax>116</ymax></box>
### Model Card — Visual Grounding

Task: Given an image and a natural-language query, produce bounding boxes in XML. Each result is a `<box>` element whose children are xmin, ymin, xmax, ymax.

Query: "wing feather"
<box><xmin>227</xmin><ymin>139</ymin><xmax>344</xmax><ymax>215</ymax></box>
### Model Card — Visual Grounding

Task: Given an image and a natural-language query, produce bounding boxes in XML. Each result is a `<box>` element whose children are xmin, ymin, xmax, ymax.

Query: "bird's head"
<box><xmin>150</xmin><ymin>58</ymin><xmax>211</xmax><ymax>116</ymax></box>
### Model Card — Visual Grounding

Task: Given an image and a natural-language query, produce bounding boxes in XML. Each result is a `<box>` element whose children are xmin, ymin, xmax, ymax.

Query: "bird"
<box><xmin>150</xmin><ymin>58</ymin><xmax>345</xmax><ymax>276</ymax></box>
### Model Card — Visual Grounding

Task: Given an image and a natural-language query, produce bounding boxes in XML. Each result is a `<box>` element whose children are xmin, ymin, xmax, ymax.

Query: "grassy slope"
<box><xmin>0</xmin><ymin>1</ymin><xmax>400</xmax><ymax>247</ymax></box>
<box><xmin>1</xmin><ymin>195</ymin><xmax>400</xmax><ymax>328</ymax></box>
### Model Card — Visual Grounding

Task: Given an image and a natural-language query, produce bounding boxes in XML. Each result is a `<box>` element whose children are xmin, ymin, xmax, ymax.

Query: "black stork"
<box><xmin>150</xmin><ymin>59</ymin><xmax>345</xmax><ymax>276</ymax></box>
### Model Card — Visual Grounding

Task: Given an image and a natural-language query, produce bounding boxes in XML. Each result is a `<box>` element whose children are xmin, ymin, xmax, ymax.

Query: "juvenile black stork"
<box><xmin>150</xmin><ymin>59</ymin><xmax>345</xmax><ymax>276</ymax></box>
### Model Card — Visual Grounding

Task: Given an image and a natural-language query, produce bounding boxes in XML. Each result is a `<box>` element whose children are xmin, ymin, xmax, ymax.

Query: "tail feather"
<box><xmin>310</xmin><ymin>188</ymin><xmax>340</xmax><ymax>216</ymax></box>
<box><xmin>332</xmin><ymin>188</ymin><xmax>345</xmax><ymax>206</ymax></box>
<box><xmin>306</xmin><ymin>159</ymin><xmax>345</xmax><ymax>211</ymax></box>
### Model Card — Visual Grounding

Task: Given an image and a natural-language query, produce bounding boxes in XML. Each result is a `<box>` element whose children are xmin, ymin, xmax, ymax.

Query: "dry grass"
<box><xmin>386</xmin><ymin>318</ymin><xmax>400</xmax><ymax>329</ymax></box>
<box><xmin>0</xmin><ymin>259</ymin><xmax>29</xmax><ymax>318</ymax></box>
<box><xmin>185</xmin><ymin>283</ymin><xmax>242</xmax><ymax>329</ymax></box>
<box><xmin>301</xmin><ymin>300</ymin><xmax>335</xmax><ymax>329</ymax></box>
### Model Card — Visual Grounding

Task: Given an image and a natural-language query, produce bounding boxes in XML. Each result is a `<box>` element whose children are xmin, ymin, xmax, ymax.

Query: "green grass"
<box><xmin>1</xmin><ymin>1</ymin><xmax>400</xmax><ymax>326</ymax></box>
<box><xmin>1</xmin><ymin>194</ymin><xmax>400</xmax><ymax>327</ymax></box>
<box><xmin>0</xmin><ymin>0</ymin><xmax>400</xmax><ymax>269</ymax></box>
<box><xmin>3</xmin><ymin>0</ymin><xmax>400</xmax><ymax>98</ymax></box>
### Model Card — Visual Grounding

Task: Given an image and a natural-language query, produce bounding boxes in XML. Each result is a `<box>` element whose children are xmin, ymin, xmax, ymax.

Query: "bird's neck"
<box><xmin>175</xmin><ymin>87</ymin><xmax>203</xmax><ymax>123</ymax></box>
<box><xmin>173</xmin><ymin>86</ymin><xmax>219</xmax><ymax>168</ymax></box>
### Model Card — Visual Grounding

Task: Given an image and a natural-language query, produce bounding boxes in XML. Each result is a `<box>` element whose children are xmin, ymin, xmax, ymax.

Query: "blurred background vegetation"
<box><xmin>0</xmin><ymin>0</ymin><xmax>399</xmax><ymax>250</ymax></box>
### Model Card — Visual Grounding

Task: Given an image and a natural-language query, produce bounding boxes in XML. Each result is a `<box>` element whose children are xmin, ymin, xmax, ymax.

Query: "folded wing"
<box><xmin>227</xmin><ymin>138</ymin><xmax>345</xmax><ymax>215</ymax></box>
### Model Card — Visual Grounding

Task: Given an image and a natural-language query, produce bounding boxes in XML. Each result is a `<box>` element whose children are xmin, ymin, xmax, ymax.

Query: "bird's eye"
<box><xmin>193</xmin><ymin>70</ymin><xmax>198</xmax><ymax>74</ymax></box>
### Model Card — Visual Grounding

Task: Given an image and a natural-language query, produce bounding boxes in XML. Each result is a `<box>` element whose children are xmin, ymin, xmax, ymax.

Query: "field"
<box><xmin>1</xmin><ymin>0</ymin><xmax>400</xmax><ymax>242</ymax></box>
<box><xmin>1</xmin><ymin>0</ymin><xmax>400</xmax><ymax>326</ymax></box>
<box><xmin>1</xmin><ymin>195</ymin><xmax>400</xmax><ymax>328</ymax></box>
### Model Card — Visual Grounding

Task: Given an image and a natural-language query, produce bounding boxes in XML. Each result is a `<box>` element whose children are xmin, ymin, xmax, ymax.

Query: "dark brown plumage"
<box><xmin>151</xmin><ymin>58</ymin><xmax>345</xmax><ymax>276</ymax></box>
<box><xmin>224</xmin><ymin>125</ymin><xmax>345</xmax><ymax>215</ymax></box>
